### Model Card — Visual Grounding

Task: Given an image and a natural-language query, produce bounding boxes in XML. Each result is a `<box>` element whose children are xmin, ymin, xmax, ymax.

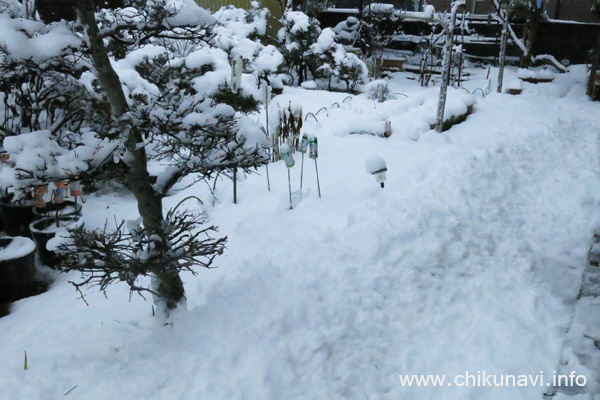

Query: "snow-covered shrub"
<box><xmin>277</xmin><ymin>10</ymin><xmax>322</xmax><ymax>85</ymax></box>
<box><xmin>278</xmin><ymin>13</ymin><xmax>367</xmax><ymax>91</ymax></box>
<box><xmin>0</xmin><ymin>60</ymin><xmax>109</xmax><ymax>139</ymax></box>
<box><xmin>1</xmin><ymin>129</ymin><xmax>117</xmax><ymax>188</ymax></box>
<box><xmin>311</xmin><ymin>28</ymin><xmax>367</xmax><ymax>91</ymax></box>
<box><xmin>337</xmin><ymin>53</ymin><xmax>369</xmax><ymax>91</ymax></box>
<box><xmin>364</xmin><ymin>79</ymin><xmax>395</xmax><ymax>102</ymax></box>
<box><xmin>332</xmin><ymin>7</ymin><xmax>402</xmax><ymax>79</ymax></box>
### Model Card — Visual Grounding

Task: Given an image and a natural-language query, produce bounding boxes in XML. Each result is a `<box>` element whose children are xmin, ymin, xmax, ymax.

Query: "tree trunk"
<box><xmin>519</xmin><ymin>3</ymin><xmax>543</xmax><ymax>69</ymax></box>
<box><xmin>587</xmin><ymin>29</ymin><xmax>600</xmax><ymax>99</ymax></box>
<box><xmin>77</xmin><ymin>0</ymin><xmax>185</xmax><ymax>313</ymax></box>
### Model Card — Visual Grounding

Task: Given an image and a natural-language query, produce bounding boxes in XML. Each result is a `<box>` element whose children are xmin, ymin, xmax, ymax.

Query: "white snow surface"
<box><xmin>0</xmin><ymin>236</ymin><xmax>35</xmax><ymax>261</ymax></box>
<box><xmin>2</xmin><ymin>66</ymin><xmax>600</xmax><ymax>400</ymax></box>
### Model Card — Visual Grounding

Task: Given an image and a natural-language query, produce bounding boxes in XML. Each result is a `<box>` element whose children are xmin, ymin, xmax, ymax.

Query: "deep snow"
<box><xmin>1</xmin><ymin>66</ymin><xmax>600</xmax><ymax>400</ymax></box>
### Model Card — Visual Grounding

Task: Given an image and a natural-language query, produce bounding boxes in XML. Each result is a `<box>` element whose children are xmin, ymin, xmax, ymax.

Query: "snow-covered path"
<box><xmin>2</xmin><ymin>68</ymin><xmax>600</xmax><ymax>400</ymax></box>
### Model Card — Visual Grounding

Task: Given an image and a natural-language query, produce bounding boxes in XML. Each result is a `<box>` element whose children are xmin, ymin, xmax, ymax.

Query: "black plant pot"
<box><xmin>32</xmin><ymin>200</ymin><xmax>82</xmax><ymax>219</ymax></box>
<box><xmin>0</xmin><ymin>199</ymin><xmax>34</xmax><ymax>237</ymax></box>
<box><xmin>29</xmin><ymin>216</ymin><xmax>81</xmax><ymax>268</ymax></box>
<box><xmin>0</xmin><ymin>237</ymin><xmax>37</xmax><ymax>302</ymax></box>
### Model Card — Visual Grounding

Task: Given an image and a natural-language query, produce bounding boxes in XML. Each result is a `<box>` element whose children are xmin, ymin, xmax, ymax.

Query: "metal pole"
<box><xmin>300</xmin><ymin>153</ymin><xmax>304</xmax><ymax>191</ymax></box>
<box><xmin>266</xmin><ymin>158</ymin><xmax>271</xmax><ymax>191</ymax></box>
<box><xmin>314</xmin><ymin>159</ymin><xmax>321</xmax><ymax>198</ymax></box>
<box><xmin>287</xmin><ymin>169</ymin><xmax>293</xmax><ymax>209</ymax></box>
<box><xmin>265</xmin><ymin>90</ymin><xmax>271</xmax><ymax>191</ymax></box>
<box><xmin>233</xmin><ymin>168</ymin><xmax>237</xmax><ymax>204</ymax></box>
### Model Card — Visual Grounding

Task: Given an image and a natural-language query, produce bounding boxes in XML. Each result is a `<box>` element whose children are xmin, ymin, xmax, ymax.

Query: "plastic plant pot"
<box><xmin>32</xmin><ymin>199</ymin><xmax>82</xmax><ymax>219</ymax></box>
<box><xmin>0</xmin><ymin>198</ymin><xmax>34</xmax><ymax>237</ymax></box>
<box><xmin>0</xmin><ymin>236</ymin><xmax>37</xmax><ymax>302</ymax></box>
<box><xmin>29</xmin><ymin>216</ymin><xmax>81</xmax><ymax>268</ymax></box>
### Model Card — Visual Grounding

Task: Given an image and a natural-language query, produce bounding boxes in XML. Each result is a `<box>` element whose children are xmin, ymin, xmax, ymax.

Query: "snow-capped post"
<box><xmin>281</xmin><ymin>143</ymin><xmax>295</xmax><ymax>209</ymax></box>
<box><xmin>230</xmin><ymin>56</ymin><xmax>243</xmax><ymax>93</ymax></box>
<box><xmin>366</xmin><ymin>156</ymin><xmax>387</xmax><ymax>188</ymax></box>
<box><xmin>309</xmin><ymin>135</ymin><xmax>321</xmax><ymax>198</ymax></box>
<box><xmin>435</xmin><ymin>0</ymin><xmax>465</xmax><ymax>133</ymax></box>
<box><xmin>263</xmin><ymin>83</ymin><xmax>272</xmax><ymax>191</ymax></box>
<box><xmin>299</xmin><ymin>133</ymin><xmax>309</xmax><ymax>191</ymax></box>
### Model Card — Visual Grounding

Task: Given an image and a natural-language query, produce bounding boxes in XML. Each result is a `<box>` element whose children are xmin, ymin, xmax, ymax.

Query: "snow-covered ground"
<box><xmin>2</xmin><ymin>65</ymin><xmax>600</xmax><ymax>400</ymax></box>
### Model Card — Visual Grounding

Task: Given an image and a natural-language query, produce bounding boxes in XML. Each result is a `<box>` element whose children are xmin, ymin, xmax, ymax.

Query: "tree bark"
<box><xmin>587</xmin><ymin>29</ymin><xmax>600</xmax><ymax>99</ymax></box>
<box><xmin>519</xmin><ymin>2</ymin><xmax>543</xmax><ymax>69</ymax></box>
<box><xmin>77</xmin><ymin>1</ymin><xmax>128</xmax><ymax>116</ymax></box>
<box><xmin>77</xmin><ymin>0</ymin><xmax>185</xmax><ymax>313</ymax></box>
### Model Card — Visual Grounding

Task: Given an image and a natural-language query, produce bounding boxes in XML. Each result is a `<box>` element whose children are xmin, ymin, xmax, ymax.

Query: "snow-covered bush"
<box><xmin>277</xmin><ymin>10</ymin><xmax>322</xmax><ymax>85</ymax></box>
<box><xmin>0</xmin><ymin>60</ymin><xmax>109</xmax><ymax>139</ymax></box>
<box><xmin>364</xmin><ymin>79</ymin><xmax>395</xmax><ymax>102</ymax></box>
<box><xmin>278</xmin><ymin>12</ymin><xmax>367</xmax><ymax>90</ymax></box>
<box><xmin>1</xmin><ymin>129</ymin><xmax>117</xmax><ymax>188</ymax></box>
<box><xmin>311</xmin><ymin>28</ymin><xmax>367</xmax><ymax>91</ymax></box>
<box><xmin>337</xmin><ymin>53</ymin><xmax>369</xmax><ymax>91</ymax></box>
<box><xmin>332</xmin><ymin>8</ymin><xmax>403</xmax><ymax>79</ymax></box>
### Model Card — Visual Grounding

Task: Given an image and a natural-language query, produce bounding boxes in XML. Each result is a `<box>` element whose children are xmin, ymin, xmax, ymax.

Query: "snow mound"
<box><xmin>365</xmin><ymin>156</ymin><xmax>387</xmax><ymax>174</ymax></box>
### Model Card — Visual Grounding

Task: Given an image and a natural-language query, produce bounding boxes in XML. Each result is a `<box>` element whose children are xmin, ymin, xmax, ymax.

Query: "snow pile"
<box><xmin>365</xmin><ymin>155</ymin><xmax>387</xmax><ymax>174</ymax></box>
<box><xmin>517</xmin><ymin>68</ymin><xmax>556</xmax><ymax>81</ymax></box>
<box><xmin>506</xmin><ymin>78</ymin><xmax>523</xmax><ymax>90</ymax></box>
<box><xmin>301</xmin><ymin>80</ymin><xmax>317</xmax><ymax>89</ymax></box>
<box><xmin>332</xmin><ymin>16</ymin><xmax>361</xmax><ymax>43</ymax></box>
<box><xmin>423</xmin><ymin>89</ymin><xmax>475</xmax><ymax>126</ymax></box>
<box><xmin>363</xmin><ymin>3</ymin><xmax>395</xmax><ymax>15</ymax></box>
